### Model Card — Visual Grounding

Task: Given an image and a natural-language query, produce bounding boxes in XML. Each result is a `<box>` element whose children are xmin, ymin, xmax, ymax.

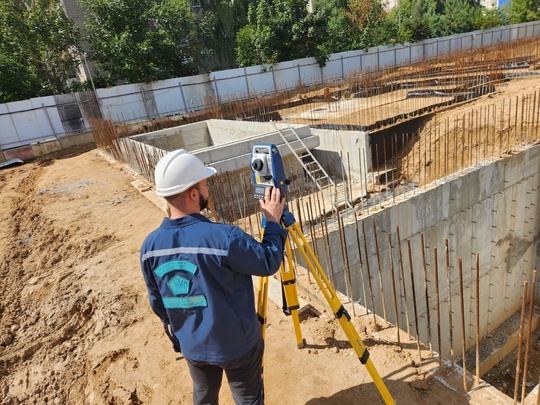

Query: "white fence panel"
<box><xmin>423</xmin><ymin>38</ymin><xmax>439</xmax><ymax>59</ymax></box>
<box><xmin>30</xmin><ymin>96</ymin><xmax>61</xmax><ymax>138</ymax></box>
<box><xmin>379</xmin><ymin>45</ymin><xmax>397</xmax><ymax>69</ymax></box>
<box><xmin>449</xmin><ymin>35</ymin><xmax>463</xmax><ymax>52</ymax></box>
<box><xmin>245</xmin><ymin>65</ymin><xmax>275</xmax><ymax>96</ymax></box>
<box><xmin>272</xmin><ymin>60</ymin><xmax>300</xmax><ymax>91</ymax></box>
<box><xmin>361</xmin><ymin>49</ymin><xmax>380</xmax><ymax>72</ymax></box>
<box><xmin>8</xmin><ymin>100</ymin><xmax>48</xmax><ymax>145</ymax></box>
<box><xmin>394</xmin><ymin>44</ymin><xmax>411</xmax><ymax>67</ymax></box>
<box><xmin>181</xmin><ymin>74</ymin><xmax>213</xmax><ymax>111</ymax></box>
<box><xmin>533</xmin><ymin>21</ymin><xmax>540</xmax><ymax>35</ymax></box>
<box><xmin>470</xmin><ymin>31</ymin><xmax>482</xmax><ymax>48</ymax></box>
<box><xmin>0</xmin><ymin>104</ymin><xmax>22</xmax><ymax>149</ymax></box>
<box><xmin>297</xmin><ymin>57</ymin><xmax>324</xmax><ymax>86</ymax></box>
<box><xmin>410</xmin><ymin>43</ymin><xmax>424</xmax><ymax>64</ymax></box>
<box><xmin>98</xmin><ymin>84</ymin><xmax>146</xmax><ymax>122</ymax></box>
<box><xmin>211</xmin><ymin>67</ymin><xmax>249</xmax><ymax>101</ymax></box>
<box><xmin>323</xmin><ymin>54</ymin><xmax>345</xmax><ymax>81</ymax></box>
<box><xmin>340</xmin><ymin>50</ymin><xmax>362</xmax><ymax>76</ymax></box>
<box><xmin>151</xmin><ymin>79</ymin><xmax>187</xmax><ymax>116</ymax></box>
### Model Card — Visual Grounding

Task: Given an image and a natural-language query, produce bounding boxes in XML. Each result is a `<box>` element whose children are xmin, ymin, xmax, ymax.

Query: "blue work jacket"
<box><xmin>140</xmin><ymin>213</ymin><xmax>287</xmax><ymax>363</ymax></box>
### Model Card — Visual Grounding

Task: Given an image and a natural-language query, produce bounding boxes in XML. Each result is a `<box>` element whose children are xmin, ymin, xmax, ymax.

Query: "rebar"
<box><xmin>514</xmin><ymin>281</ymin><xmax>528</xmax><ymax>404</ymax></box>
<box><xmin>521</xmin><ymin>270</ymin><xmax>537</xmax><ymax>401</ymax></box>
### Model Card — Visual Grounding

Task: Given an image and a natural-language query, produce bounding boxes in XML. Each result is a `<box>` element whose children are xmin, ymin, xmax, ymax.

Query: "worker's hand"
<box><xmin>259</xmin><ymin>187</ymin><xmax>285</xmax><ymax>224</ymax></box>
<box><xmin>163</xmin><ymin>323</ymin><xmax>181</xmax><ymax>353</ymax></box>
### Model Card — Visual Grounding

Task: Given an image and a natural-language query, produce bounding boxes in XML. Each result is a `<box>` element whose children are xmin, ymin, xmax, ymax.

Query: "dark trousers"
<box><xmin>185</xmin><ymin>338</ymin><xmax>265</xmax><ymax>405</ymax></box>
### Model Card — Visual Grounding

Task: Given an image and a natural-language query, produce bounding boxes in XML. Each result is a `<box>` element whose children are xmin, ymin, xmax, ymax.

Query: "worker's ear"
<box><xmin>188</xmin><ymin>186</ymin><xmax>199</xmax><ymax>201</ymax></box>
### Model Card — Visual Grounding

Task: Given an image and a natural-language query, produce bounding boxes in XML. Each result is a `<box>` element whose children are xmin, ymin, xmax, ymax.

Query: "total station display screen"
<box><xmin>254</xmin><ymin>185</ymin><xmax>267</xmax><ymax>195</ymax></box>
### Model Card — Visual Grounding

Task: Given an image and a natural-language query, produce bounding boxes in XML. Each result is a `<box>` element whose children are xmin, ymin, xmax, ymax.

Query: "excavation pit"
<box><xmin>462</xmin><ymin>307</ymin><xmax>540</xmax><ymax>401</ymax></box>
<box><xmin>105</xmin><ymin>62</ymin><xmax>540</xmax><ymax>405</ymax></box>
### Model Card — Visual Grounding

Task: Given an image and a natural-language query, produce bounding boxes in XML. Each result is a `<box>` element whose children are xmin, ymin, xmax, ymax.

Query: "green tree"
<box><xmin>197</xmin><ymin>0</ymin><xmax>256</xmax><ymax>70</ymax></box>
<box><xmin>506</xmin><ymin>0</ymin><xmax>540</xmax><ymax>23</ymax></box>
<box><xmin>472</xmin><ymin>7</ymin><xmax>508</xmax><ymax>30</ymax></box>
<box><xmin>81</xmin><ymin>0</ymin><xmax>211</xmax><ymax>83</ymax></box>
<box><xmin>236</xmin><ymin>0</ymin><xmax>335</xmax><ymax>66</ymax></box>
<box><xmin>324</xmin><ymin>5</ymin><xmax>356</xmax><ymax>52</ymax></box>
<box><xmin>441</xmin><ymin>0</ymin><xmax>476</xmax><ymax>35</ymax></box>
<box><xmin>0</xmin><ymin>0</ymin><xmax>80</xmax><ymax>103</ymax></box>
<box><xmin>388</xmin><ymin>0</ymin><xmax>435</xmax><ymax>42</ymax></box>
<box><xmin>347</xmin><ymin>0</ymin><xmax>393</xmax><ymax>49</ymax></box>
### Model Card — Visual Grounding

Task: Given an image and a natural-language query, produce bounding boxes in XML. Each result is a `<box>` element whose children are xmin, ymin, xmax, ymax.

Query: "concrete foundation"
<box><xmin>315</xmin><ymin>145</ymin><xmax>540</xmax><ymax>360</ymax></box>
<box><xmin>0</xmin><ymin>131</ymin><xmax>95</xmax><ymax>163</ymax></box>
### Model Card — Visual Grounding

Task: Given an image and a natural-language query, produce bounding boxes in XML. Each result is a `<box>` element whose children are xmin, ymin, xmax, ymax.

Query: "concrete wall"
<box><xmin>311</xmin><ymin>129</ymin><xmax>370</xmax><ymax>181</ymax></box>
<box><xmin>195</xmin><ymin>130</ymin><xmax>318</xmax><ymax>173</ymax></box>
<box><xmin>206</xmin><ymin>120</ymin><xmax>303</xmax><ymax>145</ymax></box>
<box><xmin>130</xmin><ymin>121</ymin><xmax>210</xmax><ymax>152</ymax></box>
<box><xmin>313</xmin><ymin>144</ymin><xmax>540</xmax><ymax>359</ymax></box>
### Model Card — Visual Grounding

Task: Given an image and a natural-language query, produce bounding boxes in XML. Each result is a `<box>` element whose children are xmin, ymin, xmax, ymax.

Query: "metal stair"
<box><xmin>270</xmin><ymin>120</ymin><xmax>352</xmax><ymax>210</ymax></box>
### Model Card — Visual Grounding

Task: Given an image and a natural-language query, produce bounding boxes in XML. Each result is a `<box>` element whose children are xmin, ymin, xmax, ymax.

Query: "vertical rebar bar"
<box><xmin>514</xmin><ymin>280</ymin><xmax>528</xmax><ymax>404</ymax></box>
<box><xmin>372</xmin><ymin>219</ymin><xmax>388</xmax><ymax>324</ymax></box>
<box><xmin>474</xmin><ymin>252</ymin><xmax>480</xmax><ymax>387</ymax></box>
<box><xmin>355</xmin><ymin>219</ymin><xmax>369</xmax><ymax>315</ymax></box>
<box><xmin>396</xmin><ymin>226</ymin><xmax>411</xmax><ymax>338</ymax></box>
<box><xmin>434</xmin><ymin>248</ymin><xmax>442</xmax><ymax>371</ymax></box>
<box><xmin>514</xmin><ymin>95</ymin><xmax>519</xmax><ymax>148</ymax></box>
<box><xmin>387</xmin><ymin>233</ymin><xmax>401</xmax><ymax>346</ymax></box>
<box><xmin>445</xmin><ymin>239</ymin><xmax>455</xmax><ymax>368</ymax></box>
<box><xmin>407</xmin><ymin>239</ymin><xmax>422</xmax><ymax>362</ymax></box>
<box><xmin>362</xmin><ymin>220</ymin><xmax>377</xmax><ymax>326</ymax></box>
<box><xmin>420</xmin><ymin>233</ymin><xmax>433</xmax><ymax>356</ymax></box>
<box><xmin>459</xmin><ymin>257</ymin><xmax>468</xmax><ymax>393</ymax></box>
<box><xmin>338</xmin><ymin>215</ymin><xmax>355</xmax><ymax>316</ymax></box>
<box><xmin>521</xmin><ymin>270</ymin><xmax>537</xmax><ymax>401</ymax></box>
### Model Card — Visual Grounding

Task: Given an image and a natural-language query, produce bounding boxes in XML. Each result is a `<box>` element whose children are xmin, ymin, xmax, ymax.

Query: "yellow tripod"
<box><xmin>257</xmin><ymin>211</ymin><xmax>396</xmax><ymax>405</ymax></box>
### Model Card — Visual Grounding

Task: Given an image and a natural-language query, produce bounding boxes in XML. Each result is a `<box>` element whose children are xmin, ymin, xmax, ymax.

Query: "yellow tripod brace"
<box><xmin>257</xmin><ymin>212</ymin><xmax>396</xmax><ymax>405</ymax></box>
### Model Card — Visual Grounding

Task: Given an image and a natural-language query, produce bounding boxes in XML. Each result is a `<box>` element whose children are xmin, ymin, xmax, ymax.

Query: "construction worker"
<box><xmin>140</xmin><ymin>149</ymin><xmax>287</xmax><ymax>405</ymax></box>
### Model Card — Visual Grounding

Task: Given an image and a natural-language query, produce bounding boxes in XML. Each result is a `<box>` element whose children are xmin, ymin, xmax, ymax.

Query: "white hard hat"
<box><xmin>154</xmin><ymin>149</ymin><xmax>216</xmax><ymax>197</ymax></box>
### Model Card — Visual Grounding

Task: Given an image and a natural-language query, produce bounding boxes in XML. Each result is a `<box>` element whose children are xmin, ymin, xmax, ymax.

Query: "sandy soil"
<box><xmin>2</xmin><ymin>75</ymin><xmax>540</xmax><ymax>405</ymax></box>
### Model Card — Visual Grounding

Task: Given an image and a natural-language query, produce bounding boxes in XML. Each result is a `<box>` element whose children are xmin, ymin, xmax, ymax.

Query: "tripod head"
<box><xmin>250</xmin><ymin>144</ymin><xmax>294</xmax><ymax>226</ymax></box>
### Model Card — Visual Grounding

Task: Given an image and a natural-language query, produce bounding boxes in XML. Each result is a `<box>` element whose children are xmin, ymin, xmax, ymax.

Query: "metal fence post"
<box><xmin>178</xmin><ymin>81</ymin><xmax>188</xmax><ymax>113</ymax></box>
<box><xmin>42</xmin><ymin>104</ymin><xmax>59</xmax><ymax>140</ymax></box>
<box><xmin>213</xmin><ymin>77</ymin><xmax>221</xmax><ymax>105</ymax></box>
<box><xmin>244</xmin><ymin>67</ymin><xmax>250</xmax><ymax>98</ymax></box>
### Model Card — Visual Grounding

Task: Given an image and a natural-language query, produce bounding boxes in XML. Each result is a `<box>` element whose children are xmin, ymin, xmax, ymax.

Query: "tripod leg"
<box><xmin>257</xmin><ymin>275</ymin><xmax>269</xmax><ymax>341</ymax></box>
<box><xmin>286</xmin><ymin>221</ymin><xmax>396</xmax><ymax>405</ymax></box>
<box><xmin>280</xmin><ymin>237</ymin><xmax>305</xmax><ymax>348</ymax></box>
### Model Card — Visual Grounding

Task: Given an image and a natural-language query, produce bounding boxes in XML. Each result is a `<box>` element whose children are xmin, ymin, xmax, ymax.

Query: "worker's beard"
<box><xmin>199</xmin><ymin>194</ymin><xmax>209</xmax><ymax>211</ymax></box>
